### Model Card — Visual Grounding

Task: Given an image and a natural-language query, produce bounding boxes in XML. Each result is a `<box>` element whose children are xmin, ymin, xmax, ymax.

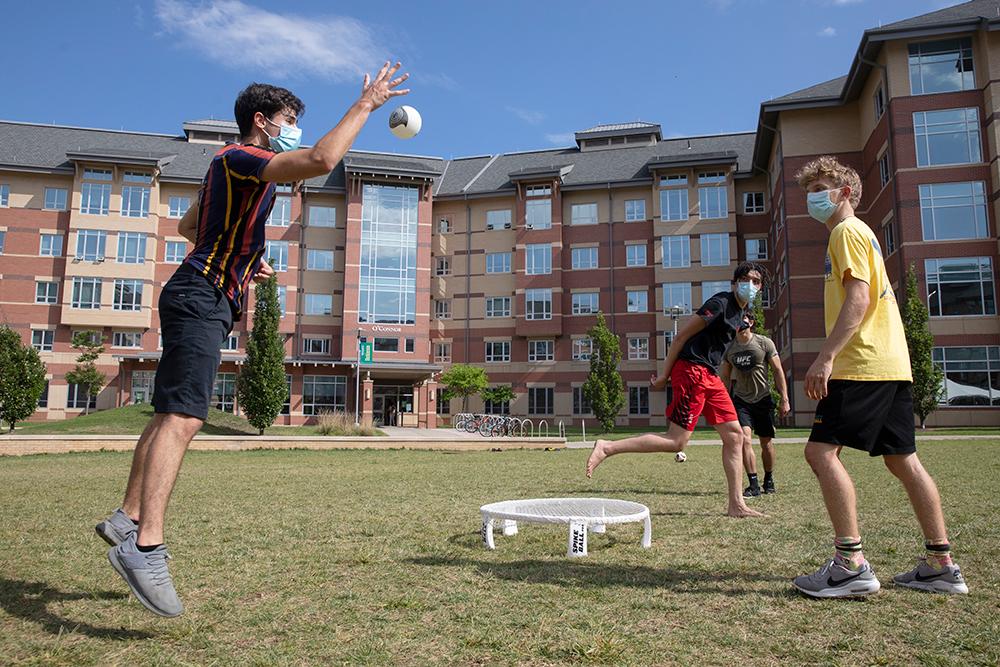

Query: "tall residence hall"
<box><xmin>1</xmin><ymin>1</ymin><xmax>999</xmax><ymax>428</ymax></box>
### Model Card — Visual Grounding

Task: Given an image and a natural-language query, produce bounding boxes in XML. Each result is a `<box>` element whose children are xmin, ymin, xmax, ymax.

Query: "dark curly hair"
<box><xmin>234</xmin><ymin>83</ymin><xmax>305</xmax><ymax>138</ymax></box>
<box><xmin>732</xmin><ymin>261</ymin><xmax>769</xmax><ymax>284</ymax></box>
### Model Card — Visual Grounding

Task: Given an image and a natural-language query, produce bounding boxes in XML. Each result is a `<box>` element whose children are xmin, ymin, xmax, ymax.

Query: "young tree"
<box><xmin>439</xmin><ymin>364</ymin><xmax>488</xmax><ymax>413</ymax></box>
<box><xmin>901</xmin><ymin>263</ymin><xmax>944</xmax><ymax>428</ymax></box>
<box><xmin>65</xmin><ymin>330</ymin><xmax>106</xmax><ymax>415</ymax></box>
<box><xmin>237</xmin><ymin>271</ymin><xmax>287</xmax><ymax>435</ymax></box>
<box><xmin>0</xmin><ymin>326</ymin><xmax>47</xmax><ymax>431</ymax></box>
<box><xmin>481</xmin><ymin>384</ymin><xmax>515</xmax><ymax>414</ymax></box>
<box><xmin>583</xmin><ymin>311</ymin><xmax>625</xmax><ymax>432</ymax></box>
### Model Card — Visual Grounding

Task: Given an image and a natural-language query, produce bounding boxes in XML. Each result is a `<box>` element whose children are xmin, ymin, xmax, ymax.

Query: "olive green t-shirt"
<box><xmin>724</xmin><ymin>333</ymin><xmax>777</xmax><ymax>403</ymax></box>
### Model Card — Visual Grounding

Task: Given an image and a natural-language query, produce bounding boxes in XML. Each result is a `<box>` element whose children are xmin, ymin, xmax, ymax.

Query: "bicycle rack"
<box><xmin>557</xmin><ymin>420</ymin><xmax>565</xmax><ymax>438</ymax></box>
<box><xmin>538</xmin><ymin>420</ymin><xmax>549</xmax><ymax>437</ymax></box>
<box><xmin>522</xmin><ymin>419</ymin><xmax>534</xmax><ymax>437</ymax></box>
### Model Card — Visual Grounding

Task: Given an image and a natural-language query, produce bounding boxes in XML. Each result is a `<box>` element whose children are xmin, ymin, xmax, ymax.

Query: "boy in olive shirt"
<box><xmin>792</xmin><ymin>156</ymin><xmax>968</xmax><ymax>598</ymax></box>
<box><xmin>721</xmin><ymin>313</ymin><xmax>790</xmax><ymax>497</ymax></box>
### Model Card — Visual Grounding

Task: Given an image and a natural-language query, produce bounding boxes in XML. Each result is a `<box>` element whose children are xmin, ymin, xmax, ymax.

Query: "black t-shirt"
<box><xmin>678</xmin><ymin>291</ymin><xmax>748</xmax><ymax>375</ymax></box>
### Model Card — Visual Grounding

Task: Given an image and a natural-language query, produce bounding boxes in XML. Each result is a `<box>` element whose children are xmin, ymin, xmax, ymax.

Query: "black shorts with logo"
<box><xmin>809</xmin><ymin>380</ymin><xmax>916</xmax><ymax>457</ymax></box>
<box><xmin>152</xmin><ymin>264</ymin><xmax>235</xmax><ymax>420</ymax></box>
<box><xmin>733</xmin><ymin>395</ymin><xmax>776</xmax><ymax>438</ymax></box>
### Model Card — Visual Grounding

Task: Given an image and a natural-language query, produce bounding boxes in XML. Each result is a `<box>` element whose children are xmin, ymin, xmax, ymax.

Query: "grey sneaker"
<box><xmin>108</xmin><ymin>534</ymin><xmax>184</xmax><ymax>617</ymax></box>
<box><xmin>95</xmin><ymin>508</ymin><xmax>137</xmax><ymax>547</ymax></box>
<box><xmin>893</xmin><ymin>558</ymin><xmax>968</xmax><ymax>595</ymax></box>
<box><xmin>793</xmin><ymin>558</ymin><xmax>881</xmax><ymax>598</ymax></box>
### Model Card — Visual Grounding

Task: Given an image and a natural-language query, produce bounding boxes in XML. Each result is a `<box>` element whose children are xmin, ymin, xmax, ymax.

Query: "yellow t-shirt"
<box><xmin>824</xmin><ymin>216</ymin><xmax>912</xmax><ymax>381</ymax></box>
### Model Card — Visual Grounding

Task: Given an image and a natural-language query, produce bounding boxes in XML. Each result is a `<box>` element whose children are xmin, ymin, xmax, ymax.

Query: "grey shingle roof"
<box><xmin>771</xmin><ymin>76</ymin><xmax>847</xmax><ymax>103</ymax></box>
<box><xmin>578</xmin><ymin>122</ymin><xmax>659</xmax><ymax>133</ymax></box>
<box><xmin>432</xmin><ymin>155</ymin><xmax>493</xmax><ymax>195</ymax></box>
<box><xmin>874</xmin><ymin>0</ymin><xmax>1000</xmax><ymax>32</ymax></box>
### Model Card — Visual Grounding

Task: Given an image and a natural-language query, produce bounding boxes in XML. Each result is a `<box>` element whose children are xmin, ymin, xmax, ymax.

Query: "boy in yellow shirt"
<box><xmin>792</xmin><ymin>156</ymin><xmax>967</xmax><ymax>598</ymax></box>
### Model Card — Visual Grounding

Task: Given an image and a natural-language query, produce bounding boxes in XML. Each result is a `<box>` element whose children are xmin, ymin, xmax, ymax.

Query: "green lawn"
<box><xmin>1</xmin><ymin>441</ymin><xmax>997</xmax><ymax>665</ymax></box>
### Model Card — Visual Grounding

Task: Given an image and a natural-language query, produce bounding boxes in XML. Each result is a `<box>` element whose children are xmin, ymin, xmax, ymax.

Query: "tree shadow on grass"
<box><xmin>407</xmin><ymin>555</ymin><xmax>797</xmax><ymax>598</ymax></box>
<box><xmin>0</xmin><ymin>579</ymin><xmax>153</xmax><ymax>640</ymax></box>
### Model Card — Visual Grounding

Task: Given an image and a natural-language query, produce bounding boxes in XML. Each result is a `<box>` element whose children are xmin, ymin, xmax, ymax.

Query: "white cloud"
<box><xmin>507</xmin><ymin>106</ymin><xmax>545</xmax><ymax>125</ymax></box>
<box><xmin>832</xmin><ymin>0</ymin><xmax>863</xmax><ymax>5</ymax></box>
<box><xmin>818</xmin><ymin>26</ymin><xmax>837</xmax><ymax>37</ymax></box>
<box><xmin>545</xmin><ymin>132</ymin><xmax>575</xmax><ymax>145</ymax></box>
<box><xmin>154</xmin><ymin>0</ymin><xmax>384</xmax><ymax>81</ymax></box>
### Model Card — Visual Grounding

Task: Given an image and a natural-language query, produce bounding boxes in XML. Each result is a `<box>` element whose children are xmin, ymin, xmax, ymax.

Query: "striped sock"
<box><xmin>925</xmin><ymin>541</ymin><xmax>953</xmax><ymax>569</ymax></box>
<box><xmin>834</xmin><ymin>537</ymin><xmax>865</xmax><ymax>571</ymax></box>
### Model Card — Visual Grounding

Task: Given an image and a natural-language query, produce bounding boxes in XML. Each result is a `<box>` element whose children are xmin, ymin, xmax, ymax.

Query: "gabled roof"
<box><xmin>874</xmin><ymin>0</ymin><xmax>1000</xmax><ymax>32</ymax></box>
<box><xmin>770</xmin><ymin>76</ymin><xmax>847</xmax><ymax>103</ymax></box>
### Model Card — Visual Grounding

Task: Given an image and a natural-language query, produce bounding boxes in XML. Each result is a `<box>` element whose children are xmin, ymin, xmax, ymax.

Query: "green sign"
<box><xmin>359</xmin><ymin>341</ymin><xmax>373</xmax><ymax>364</ymax></box>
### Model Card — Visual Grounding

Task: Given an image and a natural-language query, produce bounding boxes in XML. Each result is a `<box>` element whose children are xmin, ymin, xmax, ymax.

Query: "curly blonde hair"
<box><xmin>794</xmin><ymin>155</ymin><xmax>861</xmax><ymax>208</ymax></box>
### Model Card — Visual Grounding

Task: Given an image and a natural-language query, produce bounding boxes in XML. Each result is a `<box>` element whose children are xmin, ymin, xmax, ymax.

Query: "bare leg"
<box><xmin>883</xmin><ymin>453</ymin><xmax>948</xmax><ymax>542</ymax></box>
<box><xmin>717</xmin><ymin>421</ymin><xmax>764</xmax><ymax>518</ymax></box>
<box><xmin>804</xmin><ymin>442</ymin><xmax>859</xmax><ymax>538</ymax></box>
<box><xmin>586</xmin><ymin>421</ymin><xmax>692</xmax><ymax>478</ymax></box>
<box><xmin>760</xmin><ymin>437</ymin><xmax>776</xmax><ymax>473</ymax></box>
<box><xmin>121</xmin><ymin>414</ymin><xmax>165</xmax><ymax>521</ymax></box>
<box><xmin>741</xmin><ymin>426</ymin><xmax>757</xmax><ymax>475</ymax></box>
<box><xmin>136</xmin><ymin>413</ymin><xmax>204</xmax><ymax>547</ymax></box>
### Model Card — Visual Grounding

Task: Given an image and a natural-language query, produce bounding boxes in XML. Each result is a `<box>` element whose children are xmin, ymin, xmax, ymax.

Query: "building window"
<box><xmin>528</xmin><ymin>387</ymin><xmax>554</xmax><ymax>415</ymax></box>
<box><xmin>746</xmin><ymin>238</ymin><xmax>768</xmax><ymax>261</ymax></box>
<box><xmin>629</xmin><ymin>386</ymin><xmax>650</xmax><ymax>415</ymax></box>
<box><xmin>0</xmin><ymin>230</ymin><xmax>4</xmax><ymax>253</ymax></box>
<box><xmin>39</xmin><ymin>233</ymin><xmax>63</xmax><ymax>257</ymax></box>
<box><xmin>662</xmin><ymin>282</ymin><xmax>693</xmax><ymax>314</ymax></box>
<box><xmin>307</xmin><ymin>249</ymin><xmax>334</xmax><ymax>271</ymax></box>
<box><xmin>302</xmin><ymin>376</ymin><xmax>347</xmax><ymax>415</ymax></box>
<box><xmin>528</xmin><ymin>339</ymin><xmax>554</xmax><ymax>362</ymax></box>
<box><xmin>878</xmin><ymin>151</ymin><xmax>890</xmax><ymax>189</ymax></box>
<box><xmin>264</xmin><ymin>240</ymin><xmax>289</xmax><ymax>271</ymax></box>
<box><xmin>113</xmin><ymin>279</ymin><xmax>143</xmax><ymax>311</ymax></box>
<box><xmin>874</xmin><ymin>85</ymin><xmax>885</xmax><ymax>120</ymax></box>
<box><xmin>702</xmin><ymin>280</ymin><xmax>731</xmax><ymax>299</ymax></box>
<box><xmin>168</xmin><ymin>196</ymin><xmax>190</xmax><ymax>218</ymax></box>
<box><xmin>434</xmin><ymin>342</ymin><xmax>451</xmax><ymax>363</ymax></box>
<box><xmin>359</xmin><ymin>184</ymin><xmax>418</xmax><ymax>325</ymax></box>
<box><xmin>525</xmin><ymin>243</ymin><xmax>552</xmax><ymax>275</ymax></box>
<box><xmin>485</xmin><ymin>341</ymin><xmax>511</xmax><ymax>363</ymax></box>
<box><xmin>743</xmin><ymin>192</ymin><xmax>765</xmax><ymax>214</ymax></box>
<box><xmin>67</xmin><ymin>383</ymin><xmax>98</xmax><ymax>410</ymax></box>
<box><xmin>121</xmin><ymin>173</ymin><xmax>151</xmax><ymax>218</ymax></box>
<box><xmin>277</xmin><ymin>285</ymin><xmax>287</xmax><ymax>317</ymax></box>
<box><xmin>31</xmin><ymin>330</ymin><xmax>54</xmax><ymax>352</ymax></box>
<box><xmin>659</xmin><ymin>187</ymin><xmax>688</xmax><ymax>222</ymax></box>
<box><xmin>883</xmin><ymin>220</ymin><xmax>897</xmax><ymax>256</ymax></box>
<box><xmin>279</xmin><ymin>375</ymin><xmax>292</xmax><ymax>415</ymax></box>
<box><xmin>486</xmin><ymin>252</ymin><xmax>512</xmax><ymax>274</ymax></box>
<box><xmin>76</xmin><ymin>229</ymin><xmax>107</xmax><ymax>261</ymax></box>
<box><xmin>487</xmin><ymin>209</ymin><xmax>512</xmax><ymax>230</ymax></box>
<box><xmin>628</xmin><ymin>336</ymin><xmax>649</xmax><ymax>361</ymax></box>
<box><xmin>209</xmin><ymin>372</ymin><xmax>235</xmax><ymax>412</ymax></box>
<box><xmin>303</xmin><ymin>294</ymin><xmax>333</xmax><ymax>316</ymax></box>
<box><xmin>625</xmin><ymin>243</ymin><xmax>646</xmax><ymax>267</ymax></box>
<box><xmin>116</xmin><ymin>232</ymin><xmax>147</xmax><ymax>264</ymax></box>
<box><xmin>571</xmin><ymin>246</ymin><xmax>598</xmax><ymax>270</ymax></box>
<box><xmin>571</xmin><ymin>203</ymin><xmax>598</xmax><ymax>226</ymax></box>
<box><xmin>81</xmin><ymin>169</ymin><xmax>111</xmax><ymax>215</ymax></box>
<box><xmin>435</xmin><ymin>299</ymin><xmax>452</xmax><ymax>320</ymax></box>
<box><xmin>437</xmin><ymin>395</ymin><xmax>451</xmax><ymax>415</ymax></box>
<box><xmin>572</xmin><ymin>387</ymin><xmax>592</xmax><ymax>415</ymax></box>
<box><xmin>36</xmin><ymin>281</ymin><xmax>58</xmax><ymax>304</ymax></box>
<box><xmin>919</xmin><ymin>182</ymin><xmax>989</xmax><ymax>241</ymax></box>
<box><xmin>221</xmin><ymin>334</ymin><xmax>239</xmax><ymax>351</ymax></box>
<box><xmin>777</xmin><ymin>198</ymin><xmax>785</xmax><ymax>232</ymax></box>
<box><xmin>572</xmin><ymin>338</ymin><xmax>593</xmax><ymax>361</ymax></box>
<box><xmin>760</xmin><ymin>284</ymin><xmax>772</xmax><ymax>308</ymax></box>
<box><xmin>525</xmin><ymin>288</ymin><xmax>553</xmax><ymax>320</ymax></box>
<box><xmin>0</xmin><ymin>183</ymin><xmax>8</xmax><ymax>207</ymax></box>
<box><xmin>113</xmin><ymin>331</ymin><xmax>142</xmax><ymax>348</ymax></box>
<box><xmin>525</xmin><ymin>198</ymin><xmax>551</xmax><ymax>230</ymax></box>
<box><xmin>267</xmin><ymin>195</ymin><xmax>291</xmax><ymax>226</ymax></box>
<box><xmin>71</xmin><ymin>277</ymin><xmax>102</xmax><ymax>309</ymax></box>
<box><xmin>44</xmin><ymin>187</ymin><xmax>68</xmax><ymax>211</ymax></box>
<box><xmin>165</xmin><ymin>240</ymin><xmax>187</xmax><ymax>263</ymax></box>
<box><xmin>438</xmin><ymin>217</ymin><xmax>451</xmax><ymax>234</ymax></box>
<box><xmin>933</xmin><ymin>346</ymin><xmax>999</xmax><ymax>406</ymax></box>
<box><xmin>572</xmin><ymin>292</ymin><xmax>599</xmax><ymax>315</ymax></box>
<box><xmin>435</xmin><ymin>256</ymin><xmax>451</xmax><ymax>276</ymax></box>
<box><xmin>129</xmin><ymin>371</ymin><xmax>154</xmax><ymax>405</ymax></box>
<box><xmin>926</xmin><ymin>257</ymin><xmax>996</xmax><ymax>317</ymax></box>
<box><xmin>302</xmin><ymin>337</ymin><xmax>331</xmax><ymax>355</ymax></box>
<box><xmin>484</xmin><ymin>391</ymin><xmax>510</xmax><ymax>415</ymax></box>
<box><xmin>486</xmin><ymin>296</ymin><xmax>512</xmax><ymax>318</ymax></box>
<box><xmin>909</xmin><ymin>37</ymin><xmax>974</xmax><ymax>95</ymax></box>
<box><xmin>627</xmin><ymin>290</ymin><xmax>648</xmax><ymax>313</ymax></box>
<box><xmin>661</xmin><ymin>235</ymin><xmax>691</xmax><ymax>268</ymax></box>
<box><xmin>699</xmin><ymin>185</ymin><xmax>728</xmax><ymax>220</ymax></box>
<box><xmin>405</xmin><ymin>337</ymin><xmax>414</xmax><ymax>353</ymax></box>
<box><xmin>625</xmin><ymin>199</ymin><xmax>646</xmax><ymax>222</ymax></box>
<box><xmin>914</xmin><ymin>108</ymin><xmax>981</xmax><ymax>167</ymax></box>
<box><xmin>701</xmin><ymin>233</ymin><xmax>730</xmax><ymax>266</ymax></box>
<box><xmin>309</xmin><ymin>205</ymin><xmax>336</xmax><ymax>227</ymax></box>
<box><xmin>374</xmin><ymin>337</ymin><xmax>398</xmax><ymax>352</ymax></box>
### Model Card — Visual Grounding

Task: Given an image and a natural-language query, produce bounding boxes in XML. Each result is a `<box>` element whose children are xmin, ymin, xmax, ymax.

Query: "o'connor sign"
<box><xmin>370</xmin><ymin>325</ymin><xmax>403</xmax><ymax>333</ymax></box>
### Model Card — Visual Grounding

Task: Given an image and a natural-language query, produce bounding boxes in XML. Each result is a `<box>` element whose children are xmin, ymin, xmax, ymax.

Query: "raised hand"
<box><xmin>359</xmin><ymin>61</ymin><xmax>410</xmax><ymax>112</ymax></box>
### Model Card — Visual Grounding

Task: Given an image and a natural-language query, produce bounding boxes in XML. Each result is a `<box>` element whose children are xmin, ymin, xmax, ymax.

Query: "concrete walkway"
<box><xmin>563</xmin><ymin>434</ymin><xmax>998</xmax><ymax>449</ymax></box>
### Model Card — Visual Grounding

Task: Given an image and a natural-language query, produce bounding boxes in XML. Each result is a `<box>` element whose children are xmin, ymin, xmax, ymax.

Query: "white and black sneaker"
<box><xmin>893</xmin><ymin>558</ymin><xmax>968</xmax><ymax>595</ymax></box>
<box><xmin>793</xmin><ymin>558</ymin><xmax>881</xmax><ymax>598</ymax></box>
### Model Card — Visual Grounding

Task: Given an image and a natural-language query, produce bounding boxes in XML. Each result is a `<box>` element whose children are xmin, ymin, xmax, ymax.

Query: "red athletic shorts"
<box><xmin>666</xmin><ymin>360</ymin><xmax>739</xmax><ymax>431</ymax></box>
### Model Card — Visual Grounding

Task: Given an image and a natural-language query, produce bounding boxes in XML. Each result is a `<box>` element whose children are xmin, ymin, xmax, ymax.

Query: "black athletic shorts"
<box><xmin>152</xmin><ymin>264</ymin><xmax>235</xmax><ymax>420</ymax></box>
<box><xmin>733</xmin><ymin>395</ymin><xmax>776</xmax><ymax>439</ymax></box>
<box><xmin>809</xmin><ymin>380</ymin><xmax>916</xmax><ymax>457</ymax></box>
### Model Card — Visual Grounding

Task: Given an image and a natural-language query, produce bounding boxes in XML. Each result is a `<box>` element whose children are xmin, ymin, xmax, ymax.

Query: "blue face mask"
<box><xmin>265</xmin><ymin>118</ymin><xmax>302</xmax><ymax>153</ymax></box>
<box><xmin>735</xmin><ymin>281</ymin><xmax>759</xmax><ymax>305</ymax></box>
<box><xmin>807</xmin><ymin>188</ymin><xmax>842</xmax><ymax>223</ymax></box>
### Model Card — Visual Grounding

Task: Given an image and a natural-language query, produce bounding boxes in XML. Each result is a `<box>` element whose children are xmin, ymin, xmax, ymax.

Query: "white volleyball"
<box><xmin>389</xmin><ymin>105</ymin><xmax>422</xmax><ymax>139</ymax></box>
<box><xmin>675</xmin><ymin>451</ymin><xmax>687</xmax><ymax>463</ymax></box>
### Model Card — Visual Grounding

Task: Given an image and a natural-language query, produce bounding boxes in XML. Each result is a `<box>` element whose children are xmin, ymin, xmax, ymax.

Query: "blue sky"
<box><xmin>3</xmin><ymin>0</ymin><xmax>956</xmax><ymax>158</ymax></box>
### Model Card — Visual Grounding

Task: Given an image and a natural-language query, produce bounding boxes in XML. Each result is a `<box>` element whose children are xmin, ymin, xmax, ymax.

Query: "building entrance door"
<box><xmin>373</xmin><ymin>384</ymin><xmax>414</xmax><ymax>426</ymax></box>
